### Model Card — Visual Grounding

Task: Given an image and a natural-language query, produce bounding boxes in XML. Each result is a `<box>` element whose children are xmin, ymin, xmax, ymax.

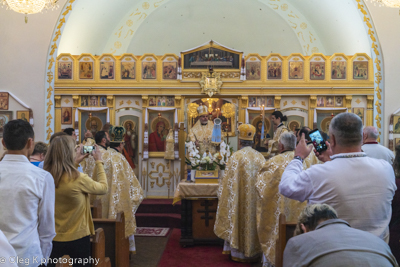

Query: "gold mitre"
<box><xmin>238</xmin><ymin>124</ymin><xmax>256</xmax><ymax>140</ymax></box>
<box><xmin>197</xmin><ymin>104</ymin><xmax>208</xmax><ymax>116</ymax></box>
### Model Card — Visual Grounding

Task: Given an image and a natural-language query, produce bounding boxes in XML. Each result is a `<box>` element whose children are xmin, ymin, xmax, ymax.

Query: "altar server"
<box><xmin>82</xmin><ymin>130</ymin><xmax>144</xmax><ymax>253</ymax></box>
<box><xmin>214</xmin><ymin>124</ymin><xmax>266</xmax><ymax>262</ymax></box>
<box><xmin>266</xmin><ymin>111</ymin><xmax>288</xmax><ymax>155</ymax></box>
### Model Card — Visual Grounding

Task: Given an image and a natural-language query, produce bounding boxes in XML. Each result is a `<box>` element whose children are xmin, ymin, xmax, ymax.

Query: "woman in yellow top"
<box><xmin>44</xmin><ymin>135</ymin><xmax>107</xmax><ymax>267</ymax></box>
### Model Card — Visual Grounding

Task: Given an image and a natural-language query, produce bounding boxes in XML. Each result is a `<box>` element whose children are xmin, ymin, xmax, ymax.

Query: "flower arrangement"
<box><xmin>213</xmin><ymin>141</ymin><xmax>233</xmax><ymax>170</ymax></box>
<box><xmin>185</xmin><ymin>141</ymin><xmax>233</xmax><ymax>171</ymax></box>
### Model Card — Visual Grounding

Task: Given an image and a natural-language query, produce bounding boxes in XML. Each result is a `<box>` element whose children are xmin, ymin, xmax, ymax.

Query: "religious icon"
<box><xmin>79</xmin><ymin>62</ymin><xmax>93</xmax><ymax>79</ymax></box>
<box><xmin>310</xmin><ymin>62</ymin><xmax>325</xmax><ymax>80</ymax></box>
<box><xmin>17</xmin><ymin>111</ymin><xmax>29</xmax><ymax>122</ymax></box>
<box><xmin>58</xmin><ymin>62</ymin><xmax>72</xmax><ymax>79</ymax></box>
<box><xmin>251</xmin><ymin>115</ymin><xmax>271</xmax><ymax>153</ymax></box>
<box><xmin>163</xmin><ymin>62</ymin><xmax>177</xmax><ymax>79</ymax></box>
<box><xmin>353</xmin><ymin>61</ymin><xmax>368</xmax><ymax>80</ymax></box>
<box><xmin>257</xmin><ymin>97</ymin><xmax>266</xmax><ymax>107</ymax></box>
<box><xmin>61</xmin><ymin>107</ymin><xmax>72</xmax><ymax>125</ymax></box>
<box><xmin>326</xmin><ymin>96</ymin><xmax>334</xmax><ymax>107</ymax></box>
<box><xmin>148</xmin><ymin>96</ymin><xmax>156</xmax><ymax>106</ymax></box>
<box><xmin>320</xmin><ymin>117</ymin><xmax>332</xmax><ymax>132</ymax></box>
<box><xmin>81</xmin><ymin>96</ymin><xmax>88</xmax><ymax>107</ymax></box>
<box><xmin>353</xmin><ymin>108</ymin><xmax>365</xmax><ymax>123</ymax></box>
<box><xmin>85</xmin><ymin>116</ymin><xmax>103</xmax><ymax>137</ymax></box>
<box><xmin>246</xmin><ymin>62</ymin><xmax>261</xmax><ymax>80</ymax></box>
<box><xmin>248</xmin><ymin>97</ymin><xmax>257</xmax><ymax>107</ymax></box>
<box><xmin>184</xmin><ymin>46</ymin><xmax>240</xmax><ymax>69</ymax></box>
<box><xmin>0</xmin><ymin>111</ymin><xmax>12</xmax><ymax>137</ymax></box>
<box><xmin>335</xmin><ymin>96</ymin><xmax>344</xmax><ymax>107</ymax></box>
<box><xmin>267</xmin><ymin>62</ymin><xmax>282</xmax><ymax>79</ymax></box>
<box><xmin>99</xmin><ymin>96</ymin><xmax>107</xmax><ymax>107</ymax></box>
<box><xmin>166</xmin><ymin>96</ymin><xmax>175</xmax><ymax>107</ymax></box>
<box><xmin>0</xmin><ymin>93</ymin><xmax>9</xmax><ymax>110</ymax></box>
<box><xmin>121</xmin><ymin>62</ymin><xmax>135</xmax><ymax>79</ymax></box>
<box><xmin>156</xmin><ymin>96</ymin><xmax>167</xmax><ymax>107</ymax></box>
<box><xmin>393</xmin><ymin>116</ymin><xmax>400</xmax><ymax>134</ymax></box>
<box><xmin>123</xmin><ymin>120</ymin><xmax>137</xmax><ymax>164</ymax></box>
<box><xmin>148</xmin><ymin>112</ymin><xmax>172</xmax><ymax>152</ymax></box>
<box><xmin>142</xmin><ymin>62</ymin><xmax>156</xmax><ymax>79</ymax></box>
<box><xmin>90</xmin><ymin>96</ymin><xmax>99</xmax><ymax>107</ymax></box>
<box><xmin>331</xmin><ymin>61</ymin><xmax>346</xmax><ymax>79</ymax></box>
<box><xmin>100</xmin><ymin>61</ymin><xmax>114</xmax><ymax>79</ymax></box>
<box><xmin>266</xmin><ymin>96</ymin><xmax>274</xmax><ymax>107</ymax></box>
<box><xmin>317</xmin><ymin>96</ymin><xmax>325</xmax><ymax>107</ymax></box>
<box><xmin>289</xmin><ymin>120</ymin><xmax>301</xmax><ymax>132</ymax></box>
<box><xmin>289</xmin><ymin>61</ymin><xmax>303</xmax><ymax>79</ymax></box>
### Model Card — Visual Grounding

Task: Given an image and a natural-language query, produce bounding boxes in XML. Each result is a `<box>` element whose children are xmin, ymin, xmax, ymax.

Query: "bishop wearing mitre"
<box><xmin>214</xmin><ymin>124</ymin><xmax>266</xmax><ymax>262</ymax></box>
<box><xmin>189</xmin><ymin>104</ymin><xmax>215</xmax><ymax>155</ymax></box>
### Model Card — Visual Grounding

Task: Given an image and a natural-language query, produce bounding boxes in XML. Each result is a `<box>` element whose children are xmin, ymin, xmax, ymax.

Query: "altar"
<box><xmin>173</xmin><ymin>180</ymin><xmax>223</xmax><ymax>247</ymax></box>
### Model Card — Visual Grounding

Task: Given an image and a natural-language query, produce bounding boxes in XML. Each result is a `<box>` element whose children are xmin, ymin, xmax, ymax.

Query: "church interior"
<box><xmin>1</xmin><ymin>0</ymin><xmax>400</xmax><ymax>266</ymax></box>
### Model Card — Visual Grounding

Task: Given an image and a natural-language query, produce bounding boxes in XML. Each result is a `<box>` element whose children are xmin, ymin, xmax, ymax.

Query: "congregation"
<box><xmin>0</xmin><ymin>112</ymin><xmax>399</xmax><ymax>267</ymax></box>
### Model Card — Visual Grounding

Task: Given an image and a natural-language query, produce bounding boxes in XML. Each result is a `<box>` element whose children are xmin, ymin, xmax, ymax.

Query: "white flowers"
<box><xmin>213</xmin><ymin>141</ymin><xmax>231</xmax><ymax>167</ymax></box>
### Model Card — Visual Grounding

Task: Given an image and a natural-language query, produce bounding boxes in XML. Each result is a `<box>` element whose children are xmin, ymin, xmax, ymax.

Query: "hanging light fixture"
<box><xmin>369</xmin><ymin>0</ymin><xmax>400</xmax><ymax>8</ymax></box>
<box><xmin>2</xmin><ymin>0</ymin><xmax>59</xmax><ymax>23</ymax></box>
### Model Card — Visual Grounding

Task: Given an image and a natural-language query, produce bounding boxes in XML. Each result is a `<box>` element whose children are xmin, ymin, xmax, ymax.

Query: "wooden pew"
<box><xmin>275</xmin><ymin>214</ymin><xmax>297</xmax><ymax>267</ymax></box>
<box><xmin>93</xmin><ymin>212</ymin><xmax>129</xmax><ymax>267</ymax></box>
<box><xmin>91</xmin><ymin>228</ymin><xmax>111</xmax><ymax>267</ymax></box>
<box><xmin>91</xmin><ymin>199</ymin><xmax>102</xmax><ymax>219</ymax></box>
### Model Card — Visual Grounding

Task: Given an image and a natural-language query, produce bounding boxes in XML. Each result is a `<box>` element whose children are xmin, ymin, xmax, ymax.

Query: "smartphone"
<box><xmin>82</xmin><ymin>146</ymin><xmax>95</xmax><ymax>154</ymax></box>
<box><xmin>309</xmin><ymin>129</ymin><xmax>328</xmax><ymax>153</ymax></box>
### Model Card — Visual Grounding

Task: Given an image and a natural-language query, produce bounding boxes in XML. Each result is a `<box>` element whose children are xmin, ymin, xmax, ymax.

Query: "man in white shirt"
<box><xmin>0</xmin><ymin>120</ymin><xmax>56</xmax><ymax>267</ymax></box>
<box><xmin>279</xmin><ymin>113</ymin><xmax>396</xmax><ymax>242</ymax></box>
<box><xmin>362</xmin><ymin>126</ymin><xmax>394</xmax><ymax>164</ymax></box>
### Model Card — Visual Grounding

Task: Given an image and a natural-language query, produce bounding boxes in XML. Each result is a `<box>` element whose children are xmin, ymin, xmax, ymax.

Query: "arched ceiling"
<box><xmin>58</xmin><ymin>0</ymin><xmax>371</xmax><ymax>57</ymax></box>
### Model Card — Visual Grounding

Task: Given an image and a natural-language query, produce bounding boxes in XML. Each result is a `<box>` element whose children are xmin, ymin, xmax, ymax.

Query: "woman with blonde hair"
<box><xmin>44</xmin><ymin>135</ymin><xmax>107</xmax><ymax>267</ymax></box>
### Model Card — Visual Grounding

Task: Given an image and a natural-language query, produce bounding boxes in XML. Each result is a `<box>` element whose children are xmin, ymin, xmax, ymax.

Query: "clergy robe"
<box><xmin>256</xmin><ymin>151</ymin><xmax>312</xmax><ymax>267</ymax></box>
<box><xmin>268</xmin><ymin>124</ymin><xmax>288</xmax><ymax>154</ymax></box>
<box><xmin>189</xmin><ymin>120</ymin><xmax>215</xmax><ymax>155</ymax></box>
<box><xmin>214</xmin><ymin>146</ymin><xmax>266</xmax><ymax>261</ymax></box>
<box><xmin>82</xmin><ymin>146</ymin><xmax>144</xmax><ymax>252</ymax></box>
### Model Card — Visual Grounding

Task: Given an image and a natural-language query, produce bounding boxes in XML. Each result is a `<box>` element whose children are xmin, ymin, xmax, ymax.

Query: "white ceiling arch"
<box><xmin>58</xmin><ymin>0</ymin><xmax>371</xmax><ymax>57</ymax></box>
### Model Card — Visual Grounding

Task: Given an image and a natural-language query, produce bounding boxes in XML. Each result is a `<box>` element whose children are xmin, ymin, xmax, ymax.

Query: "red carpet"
<box><xmin>158</xmin><ymin>229</ymin><xmax>251</xmax><ymax>267</ymax></box>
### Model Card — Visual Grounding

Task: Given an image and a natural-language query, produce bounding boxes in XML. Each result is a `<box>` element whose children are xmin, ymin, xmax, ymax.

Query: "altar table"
<box><xmin>173</xmin><ymin>180</ymin><xmax>223</xmax><ymax>247</ymax></box>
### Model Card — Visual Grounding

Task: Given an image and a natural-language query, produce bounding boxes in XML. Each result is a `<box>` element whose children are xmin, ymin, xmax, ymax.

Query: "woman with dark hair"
<box><xmin>266</xmin><ymin>111</ymin><xmax>288</xmax><ymax>154</ymax></box>
<box><xmin>390</xmin><ymin>145</ymin><xmax>400</xmax><ymax>262</ymax></box>
<box><xmin>44</xmin><ymin>136</ymin><xmax>108</xmax><ymax>267</ymax></box>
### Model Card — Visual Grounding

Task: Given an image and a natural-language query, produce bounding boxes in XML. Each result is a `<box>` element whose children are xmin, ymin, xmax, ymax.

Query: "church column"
<box><xmin>54</xmin><ymin>96</ymin><xmax>61</xmax><ymax>133</ymax></box>
<box><xmin>239</xmin><ymin>96</ymin><xmax>248</xmax><ymax>123</ymax></box>
<box><xmin>309</xmin><ymin>96</ymin><xmax>317</xmax><ymax>129</ymax></box>
<box><xmin>345</xmin><ymin>96</ymin><xmax>352</xmax><ymax>113</ymax></box>
<box><xmin>107</xmin><ymin>96</ymin><xmax>115</xmax><ymax>125</ymax></box>
<box><xmin>72</xmin><ymin>95</ymin><xmax>79</xmax><ymax>140</ymax></box>
<box><xmin>274</xmin><ymin>95</ymin><xmax>281</xmax><ymax>109</ymax></box>
<box><xmin>367</xmin><ymin>95</ymin><xmax>374</xmax><ymax>126</ymax></box>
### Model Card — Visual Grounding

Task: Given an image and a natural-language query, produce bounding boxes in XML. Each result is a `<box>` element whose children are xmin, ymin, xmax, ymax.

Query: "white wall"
<box><xmin>364</xmin><ymin>2</ymin><xmax>400</xmax><ymax>145</ymax></box>
<box><xmin>0</xmin><ymin>0</ymin><xmax>67</xmax><ymax>141</ymax></box>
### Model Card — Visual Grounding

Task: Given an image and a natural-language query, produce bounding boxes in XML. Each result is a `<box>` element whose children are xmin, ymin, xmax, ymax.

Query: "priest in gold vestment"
<box><xmin>189</xmin><ymin>104</ymin><xmax>215</xmax><ymax>155</ymax></box>
<box><xmin>256</xmin><ymin>132</ymin><xmax>317</xmax><ymax>267</ymax></box>
<box><xmin>81</xmin><ymin>130</ymin><xmax>144</xmax><ymax>253</ymax></box>
<box><xmin>214</xmin><ymin>124</ymin><xmax>266</xmax><ymax>262</ymax></box>
<box><xmin>266</xmin><ymin>111</ymin><xmax>288</xmax><ymax>155</ymax></box>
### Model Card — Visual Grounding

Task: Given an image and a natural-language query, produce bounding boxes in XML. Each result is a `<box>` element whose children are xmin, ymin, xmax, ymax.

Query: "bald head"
<box><xmin>363</xmin><ymin>126</ymin><xmax>379</xmax><ymax>142</ymax></box>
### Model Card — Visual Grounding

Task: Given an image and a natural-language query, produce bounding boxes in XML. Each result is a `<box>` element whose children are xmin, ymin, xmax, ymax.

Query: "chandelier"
<box><xmin>2</xmin><ymin>0</ymin><xmax>59</xmax><ymax>23</ymax></box>
<box><xmin>369</xmin><ymin>0</ymin><xmax>400</xmax><ymax>7</ymax></box>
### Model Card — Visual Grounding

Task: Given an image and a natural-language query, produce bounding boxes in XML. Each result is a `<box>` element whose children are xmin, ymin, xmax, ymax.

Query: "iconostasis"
<box><xmin>54</xmin><ymin>42</ymin><xmax>375</xmax><ymax>198</ymax></box>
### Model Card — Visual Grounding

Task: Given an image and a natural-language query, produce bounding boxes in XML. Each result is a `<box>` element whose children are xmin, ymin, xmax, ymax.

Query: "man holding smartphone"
<box><xmin>279</xmin><ymin>113</ymin><xmax>396</xmax><ymax>242</ymax></box>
